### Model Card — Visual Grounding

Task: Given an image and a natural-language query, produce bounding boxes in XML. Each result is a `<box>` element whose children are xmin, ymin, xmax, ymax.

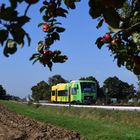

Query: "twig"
<box><xmin>24</xmin><ymin>4</ymin><xmax>31</xmax><ymax>16</ymax></box>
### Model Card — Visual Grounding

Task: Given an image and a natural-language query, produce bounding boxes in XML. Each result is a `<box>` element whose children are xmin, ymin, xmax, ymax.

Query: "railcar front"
<box><xmin>79</xmin><ymin>81</ymin><xmax>97</xmax><ymax>104</ymax></box>
<box><xmin>70</xmin><ymin>80</ymin><xmax>97</xmax><ymax>104</ymax></box>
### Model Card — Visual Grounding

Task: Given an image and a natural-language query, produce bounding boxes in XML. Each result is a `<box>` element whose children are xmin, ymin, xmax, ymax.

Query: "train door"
<box><xmin>55</xmin><ymin>89</ymin><xmax>57</xmax><ymax>102</ymax></box>
<box><xmin>68</xmin><ymin>87</ymin><xmax>71</xmax><ymax>103</ymax></box>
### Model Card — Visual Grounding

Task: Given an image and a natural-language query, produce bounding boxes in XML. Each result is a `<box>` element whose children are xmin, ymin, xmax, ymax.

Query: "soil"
<box><xmin>0</xmin><ymin>104</ymin><xmax>83</xmax><ymax>140</ymax></box>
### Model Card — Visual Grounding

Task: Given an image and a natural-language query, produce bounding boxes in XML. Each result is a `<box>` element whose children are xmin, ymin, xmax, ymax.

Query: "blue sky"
<box><xmin>0</xmin><ymin>1</ymin><xmax>138</xmax><ymax>98</ymax></box>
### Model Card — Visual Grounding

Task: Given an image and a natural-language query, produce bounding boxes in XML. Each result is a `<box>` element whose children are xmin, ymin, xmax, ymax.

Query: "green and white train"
<box><xmin>51</xmin><ymin>80</ymin><xmax>97</xmax><ymax>104</ymax></box>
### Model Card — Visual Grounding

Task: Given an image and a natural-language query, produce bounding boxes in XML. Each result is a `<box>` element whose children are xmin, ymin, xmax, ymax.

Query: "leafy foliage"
<box><xmin>0</xmin><ymin>85</ymin><xmax>6</xmax><ymax>99</ymax></box>
<box><xmin>48</xmin><ymin>74</ymin><xmax>68</xmax><ymax>86</ymax></box>
<box><xmin>30</xmin><ymin>0</ymin><xmax>80</xmax><ymax>70</ymax></box>
<box><xmin>90</xmin><ymin>0</ymin><xmax>140</xmax><ymax>75</ymax></box>
<box><xmin>0</xmin><ymin>84</ymin><xmax>21</xmax><ymax>100</ymax></box>
<box><xmin>0</xmin><ymin>0</ymin><xmax>139</xmax><ymax>75</ymax></box>
<box><xmin>102</xmin><ymin>76</ymin><xmax>135</xmax><ymax>101</ymax></box>
<box><xmin>0</xmin><ymin>1</ymin><xmax>31</xmax><ymax>57</ymax></box>
<box><xmin>31</xmin><ymin>81</ymin><xmax>51</xmax><ymax>101</ymax></box>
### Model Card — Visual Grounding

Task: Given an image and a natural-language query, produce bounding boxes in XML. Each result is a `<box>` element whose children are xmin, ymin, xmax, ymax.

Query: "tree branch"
<box><xmin>24</xmin><ymin>4</ymin><xmax>31</xmax><ymax>16</ymax></box>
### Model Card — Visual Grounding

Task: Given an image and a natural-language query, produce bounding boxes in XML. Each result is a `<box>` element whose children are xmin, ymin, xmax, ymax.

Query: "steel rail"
<box><xmin>34</xmin><ymin>102</ymin><xmax>140</xmax><ymax>111</ymax></box>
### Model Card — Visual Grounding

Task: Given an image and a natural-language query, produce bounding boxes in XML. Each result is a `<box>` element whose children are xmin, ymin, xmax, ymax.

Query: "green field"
<box><xmin>0</xmin><ymin>100</ymin><xmax>140</xmax><ymax>140</ymax></box>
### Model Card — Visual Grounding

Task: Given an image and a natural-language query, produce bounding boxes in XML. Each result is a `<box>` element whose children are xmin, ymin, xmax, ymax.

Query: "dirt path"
<box><xmin>0</xmin><ymin>104</ymin><xmax>83</xmax><ymax>140</ymax></box>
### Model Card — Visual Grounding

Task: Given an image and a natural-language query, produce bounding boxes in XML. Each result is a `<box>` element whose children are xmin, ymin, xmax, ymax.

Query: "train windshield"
<box><xmin>80</xmin><ymin>82</ymin><xmax>96</xmax><ymax>93</ymax></box>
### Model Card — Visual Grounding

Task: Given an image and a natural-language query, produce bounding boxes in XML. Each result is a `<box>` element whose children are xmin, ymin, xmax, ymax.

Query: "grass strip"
<box><xmin>0</xmin><ymin>100</ymin><xmax>140</xmax><ymax>140</ymax></box>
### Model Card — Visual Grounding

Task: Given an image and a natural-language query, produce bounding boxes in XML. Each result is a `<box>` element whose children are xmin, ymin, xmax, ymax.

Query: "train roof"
<box><xmin>55</xmin><ymin>83</ymin><xmax>69</xmax><ymax>90</ymax></box>
<box><xmin>70</xmin><ymin>80</ymin><xmax>96</xmax><ymax>83</ymax></box>
<box><xmin>51</xmin><ymin>80</ymin><xmax>96</xmax><ymax>89</ymax></box>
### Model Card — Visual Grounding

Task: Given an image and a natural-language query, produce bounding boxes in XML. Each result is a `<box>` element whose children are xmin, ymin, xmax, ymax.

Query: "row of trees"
<box><xmin>0</xmin><ymin>85</ymin><xmax>20</xmax><ymax>100</ymax></box>
<box><xmin>1</xmin><ymin>75</ymin><xmax>139</xmax><ymax>104</ymax></box>
<box><xmin>30</xmin><ymin>75</ymin><xmax>139</xmax><ymax>104</ymax></box>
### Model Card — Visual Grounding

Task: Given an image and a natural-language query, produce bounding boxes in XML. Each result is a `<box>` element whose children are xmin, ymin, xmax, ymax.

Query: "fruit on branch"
<box><xmin>43</xmin><ymin>50</ymin><xmax>54</xmax><ymax>58</ymax></box>
<box><xmin>42</xmin><ymin>23</ymin><xmax>51</xmax><ymax>32</ymax></box>
<box><xmin>111</xmin><ymin>38</ymin><xmax>121</xmax><ymax>46</ymax></box>
<box><xmin>111</xmin><ymin>39</ymin><xmax>117</xmax><ymax>46</ymax></box>
<box><xmin>101</xmin><ymin>33</ymin><xmax>112</xmax><ymax>43</ymax></box>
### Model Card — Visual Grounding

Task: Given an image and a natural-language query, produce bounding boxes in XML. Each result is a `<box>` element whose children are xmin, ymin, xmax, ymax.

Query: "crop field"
<box><xmin>0</xmin><ymin>100</ymin><xmax>140</xmax><ymax>140</ymax></box>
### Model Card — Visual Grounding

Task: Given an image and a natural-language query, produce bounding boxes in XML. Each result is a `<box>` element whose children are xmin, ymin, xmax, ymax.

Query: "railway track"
<box><xmin>35</xmin><ymin>102</ymin><xmax>140</xmax><ymax>111</ymax></box>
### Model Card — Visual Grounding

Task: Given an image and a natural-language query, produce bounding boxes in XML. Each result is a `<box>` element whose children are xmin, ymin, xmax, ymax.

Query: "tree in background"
<box><xmin>0</xmin><ymin>0</ymin><xmax>139</xmax><ymax>75</ymax></box>
<box><xmin>0</xmin><ymin>84</ymin><xmax>21</xmax><ymax>100</ymax></box>
<box><xmin>48</xmin><ymin>74</ymin><xmax>68</xmax><ymax>86</ymax></box>
<box><xmin>0</xmin><ymin>85</ymin><xmax>6</xmax><ymax>99</ymax></box>
<box><xmin>102</xmin><ymin>76</ymin><xmax>135</xmax><ymax>103</ymax></box>
<box><xmin>31</xmin><ymin>81</ymin><xmax>51</xmax><ymax>101</ymax></box>
<box><xmin>136</xmin><ymin>76</ymin><xmax>140</xmax><ymax>99</ymax></box>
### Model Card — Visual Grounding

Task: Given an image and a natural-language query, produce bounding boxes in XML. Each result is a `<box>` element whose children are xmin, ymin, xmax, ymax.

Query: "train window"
<box><xmin>72</xmin><ymin>88</ymin><xmax>77</xmax><ymax>95</ymax></box>
<box><xmin>58</xmin><ymin>90</ymin><xmax>68</xmax><ymax>96</ymax></box>
<box><xmin>51</xmin><ymin>91</ymin><xmax>55</xmax><ymax>96</ymax></box>
<box><xmin>80</xmin><ymin>82</ymin><xmax>96</xmax><ymax>93</ymax></box>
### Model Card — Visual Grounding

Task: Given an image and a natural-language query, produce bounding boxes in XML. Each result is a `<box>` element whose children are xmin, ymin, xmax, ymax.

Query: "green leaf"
<box><xmin>53</xmin><ymin>22</ymin><xmax>62</xmax><ymax>25</ymax></box>
<box><xmin>52</xmin><ymin>32</ymin><xmax>60</xmax><ymax>40</ymax></box>
<box><xmin>0</xmin><ymin>30</ymin><xmax>8</xmax><ymax>45</ymax></box>
<box><xmin>25</xmin><ymin>32</ymin><xmax>31</xmax><ymax>46</ymax></box>
<box><xmin>3</xmin><ymin>39</ymin><xmax>17</xmax><ymax>57</ymax></box>
<box><xmin>95</xmin><ymin>37</ymin><xmax>104</xmax><ymax>49</ymax></box>
<box><xmin>52</xmin><ymin>55</ymin><xmax>68</xmax><ymax>63</ymax></box>
<box><xmin>17</xmin><ymin>0</ymin><xmax>24</xmax><ymax>3</ymax></box>
<box><xmin>10</xmin><ymin>0</ymin><xmax>17</xmax><ymax>9</ymax></box>
<box><xmin>56</xmin><ymin>27</ymin><xmax>65</xmax><ymax>33</ymax></box>
<box><xmin>48</xmin><ymin>27</ymin><xmax>56</xmax><ymax>33</ymax></box>
<box><xmin>38</xmin><ymin>23</ymin><xmax>44</xmax><ymax>27</ymax></box>
<box><xmin>43</xmin><ymin>15</ymin><xmax>50</xmax><ymax>22</ymax></box>
<box><xmin>89</xmin><ymin>0</ymin><xmax>102</xmax><ymax>19</ymax></box>
<box><xmin>89</xmin><ymin>8</ymin><xmax>102</xmax><ymax>19</ymax></box>
<box><xmin>17</xmin><ymin>16</ymin><xmax>30</xmax><ymax>26</ymax></box>
<box><xmin>64</xmin><ymin>0</ymin><xmax>76</xmax><ymax>9</ymax></box>
<box><xmin>47</xmin><ymin>61</ymin><xmax>53</xmax><ymax>71</ymax></box>
<box><xmin>55</xmin><ymin>8</ymin><xmax>68</xmax><ymax>17</ymax></box>
<box><xmin>0</xmin><ymin>7</ymin><xmax>18</xmax><ymax>21</ymax></box>
<box><xmin>40</xmin><ymin>6</ymin><xmax>46</xmax><ymax>13</ymax></box>
<box><xmin>117</xmin><ymin>55</ymin><xmax>126</xmax><ymax>67</ymax></box>
<box><xmin>36</xmin><ymin>41</ymin><xmax>44</xmax><ymax>53</ymax></box>
<box><xmin>96</xmin><ymin>19</ymin><xmax>104</xmax><ymax>29</ymax></box>
<box><xmin>32</xmin><ymin>57</ymin><xmax>40</xmax><ymax>65</ymax></box>
<box><xmin>45</xmin><ymin>37</ymin><xmax>54</xmax><ymax>46</ymax></box>
<box><xmin>30</xmin><ymin>53</ymin><xmax>40</xmax><ymax>61</ymax></box>
<box><xmin>10</xmin><ymin>24</ymin><xmax>30</xmax><ymax>47</ymax></box>
<box><xmin>103</xmin><ymin>8</ymin><xmax>120</xmax><ymax>28</ymax></box>
<box><xmin>48</xmin><ymin>19</ymin><xmax>57</xmax><ymax>23</ymax></box>
<box><xmin>10</xmin><ymin>24</ymin><xmax>25</xmax><ymax>45</ymax></box>
<box><xmin>126</xmin><ymin>60</ymin><xmax>133</xmax><ymax>70</ymax></box>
